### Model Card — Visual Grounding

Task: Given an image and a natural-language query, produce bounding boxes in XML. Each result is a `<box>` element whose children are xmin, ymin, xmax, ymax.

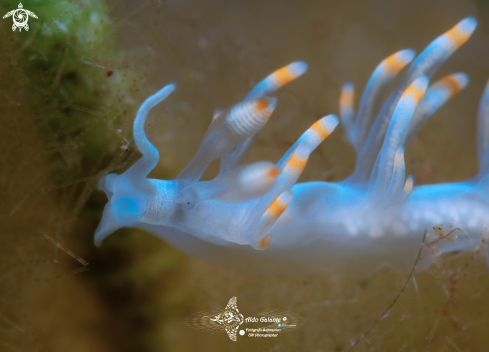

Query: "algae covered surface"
<box><xmin>1</xmin><ymin>0</ymin><xmax>489</xmax><ymax>351</ymax></box>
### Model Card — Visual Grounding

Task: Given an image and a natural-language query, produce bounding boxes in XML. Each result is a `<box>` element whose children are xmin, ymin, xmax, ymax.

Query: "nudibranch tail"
<box><xmin>477</xmin><ymin>79</ymin><xmax>489</xmax><ymax>177</ymax></box>
<box><xmin>350</xmin><ymin>17</ymin><xmax>477</xmax><ymax>185</ymax></box>
<box><xmin>126</xmin><ymin>84</ymin><xmax>175</xmax><ymax>181</ymax></box>
<box><xmin>406</xmin><ymin>73</ymin><xmax>469</xmax><ymax>145</ymax></box>
<box><xmin>178</xmin><ymin>97</ymin><xmax>277</xmax><ymax>186</ymax></box>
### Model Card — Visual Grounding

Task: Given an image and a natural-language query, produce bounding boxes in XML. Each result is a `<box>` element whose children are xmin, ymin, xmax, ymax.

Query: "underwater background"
<box><xmin>1</xmin><ymin>0</ymin><xmax>489</xmax><ymax>351</ymax></box>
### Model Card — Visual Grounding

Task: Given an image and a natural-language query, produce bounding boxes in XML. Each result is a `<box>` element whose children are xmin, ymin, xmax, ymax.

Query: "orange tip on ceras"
<box><xmin>226</xmin><ymin>97</ymin><xmax>277</xmax><ymax>138</ymax></box>
<box><xmin>249</xmin><ymin>190</ymin><xmax>293</xmax><ymax>250</ymax></box>
<box><xmin>237</xmin><ymin>162</ymin><xmax>279</xmax><ymax>184</ymax></box>
<box><xmin>265</xmin><ymin>166</ymin><xmax>280</xmax><ymax>179</ymax></box>
<box><xmin>258</xmin><ymin>234</ymin><xmax>273</xmax><ymax>250</ymax></box>
<box><xmin>255</xmin><ymin>96</ymin><xmax>272</xmax><ymax>112</ymax></box>
<box><xmin>311</xmin><ymin>115</ymin><xmax>339</xmax><ymax>141</ymax></box>
<box><xmin>272</xmin><ymin>61</ymin><xmax>309</xmax><ymax>87</ymax></box>
<box><xmin>402</xmin><ymin>76</ymin><xmax>429</xmax><ymax>104</ymax></box>
<box><xmin>254</xmin><ymin>96</ymin><xmax>277</xmax><ymax>116</ymax></box>
<box><xmin>445</xmin><ymin>17</ymin><xmax>478</xmax><ymax>49</ymax></box>
<box><xmin>340</xmin><ymin>82</ymin><xmax>354</xmax><ymax>109</ymax></box>
<box><xmin>213</xmin><ymin>162</ymin><xmax>280</xmax><ymax>204</ymax></box>
<box><xmin>383</xmin><ymin>49</ymin><xmax>416</xmax><ymax>73</ymax></box>
<box><xmin>436</xmin><ymin>73</ymin><xmax>469</xmax><ymax>97</ymax></box>
<box><xmin>265</xmin><ymin>190</ymin><xmax>294</xmax><ymax>219</ymax></box>
<box><xmin>234</xmin><ymin>162</ymin><xmax>280</xmax><ymax>199</ymax></box>
<box><xmin>285</xmin><ymin>143</ymin><xmax>310</xmax><ymax>173</ymax></box>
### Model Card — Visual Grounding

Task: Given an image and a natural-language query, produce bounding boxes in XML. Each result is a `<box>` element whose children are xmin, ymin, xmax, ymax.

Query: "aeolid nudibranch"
<box><xmin>95</xmin><ymin>17</ymin><xmax>489</xmax><ymax>274</ymax></box>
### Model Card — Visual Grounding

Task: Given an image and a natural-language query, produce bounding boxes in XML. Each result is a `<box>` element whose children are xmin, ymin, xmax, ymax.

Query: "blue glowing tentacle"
<box><xmin>406</xmin><ymin>73</ymin><xmax>469</xmax><ymax>145</ymax></box>
<box><xmin>245</xmin><ymin>61</ymin><xmax>309</xmax><ymax>100</ymax></box>
<box><xmin>244</xmin><ymin>115</ymin><xmax>339</xmax><ymax>241</ymax></box>
<box><xmin>247</xmin><ymin>190</ymin><xmax>293</xmax><ymax>250</ymax></box>
<box><xmin>219</xmin><ymin>62</ymin><xmax>309</xmax><ymax>174</ymax></box>
<box><xmin>352</xmin><ymin>49</ymin><xmax>415</xmax><ymax>151</ymax></box>
<box><xmin>386</xmin><ymin>148</ymin><xmax>406</xmax><ymax>193</ymax></box>
<box><xmin>339</xmin><ymin>82</ymin><xmax>355</xmax><ymax>145</ymax></box>
<box><xmin>263</xmin><ymin>141</ymin><xmax>311</xmax><ymax>207</ymax></box>
<box><xmin>477</xmin><ymin>79</ymin><xmax>489</xmax><ymax>177</ymax></box>
<box><xmin>351</xmin><ymin>17</ymin><xmax>477</xmax><ymax>185</ymax></box>
<box><xmin>178</xmin><ymin>97</ymin><xmax>277</xmax><ymax>186</ymax></box>
<box><xmin>403</xmin><ymin>17</ymin><xmax>476</xmax><ymax>80</ymax></box>
<box><xmin>125</xmin><ymin>84</ymin><xmax>175</xmax><ymax>182</ymax></box>
<box><xmin>276</xmin><ymin>114</ymin><xmax>339</xmax><ymax>169</ymax></box>
<box><xmin>369</xmin><ymin>77</ymin><xmax>428</xmax><ymax>202</ymax></box>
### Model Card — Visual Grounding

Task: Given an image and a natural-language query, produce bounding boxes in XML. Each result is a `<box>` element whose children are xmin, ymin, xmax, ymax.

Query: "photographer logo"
<box><xmin>184</xmin><ymin>296</ymin><xmax>303</xmax><ymax>342</ymax></box>
<box><xmin>3</xmin><ymin>3</ymin><xmax>38</xmax><ymax>32</ymax></box>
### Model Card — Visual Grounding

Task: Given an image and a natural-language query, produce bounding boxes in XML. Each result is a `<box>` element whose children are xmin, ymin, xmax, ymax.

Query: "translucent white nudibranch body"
<box><xmin>135</xmin><ymin>179</ymin><xmax>488</xmax><ymax>275</ymax></box>
<box><xmin>95</xmin><ymin>18</ymin><xmax>489</xmax><ymax>275</ymax></box>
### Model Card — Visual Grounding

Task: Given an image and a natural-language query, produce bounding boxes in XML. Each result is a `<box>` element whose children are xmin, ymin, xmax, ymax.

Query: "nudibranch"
<box><xmin>95</xmin><ymin>17</ymin><xmax>489</xmax><ymax>274</ymax></box>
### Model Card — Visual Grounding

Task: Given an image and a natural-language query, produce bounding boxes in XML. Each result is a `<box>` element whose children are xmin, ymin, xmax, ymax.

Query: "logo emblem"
<box><xmin>209</xmin><ymin>297</ymin><xmax>244</xmax><ymax>341</ymax></box>
<box><xmin>3</xmin><ymin>3</ymin><xmax>38</xmax><ymax>32</ymax></box>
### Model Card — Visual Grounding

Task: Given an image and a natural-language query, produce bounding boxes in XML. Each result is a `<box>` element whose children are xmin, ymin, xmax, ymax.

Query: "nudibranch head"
<box><xmin>94</xmin><ymin>84</ymin><xmax>177</xmax><ymax>246</ymax></box>
<box><xmin>95</xmin><ymin>171</ymin><xmax>153</xmax><ymax>245</ymax></box>
<box><xmin>109</xmin><ymin>176</ymin><xmax>149</xmax><ymax>227</ymax></box>
<box><xmin>111</xmin><ymin>195</ymin><xmax>147</xmax><ymax>226</ymax></box>
<box><xmin>93</xmin><ymin>60</ymin><xmax>312</xmax><ymax>248</ymax></box>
